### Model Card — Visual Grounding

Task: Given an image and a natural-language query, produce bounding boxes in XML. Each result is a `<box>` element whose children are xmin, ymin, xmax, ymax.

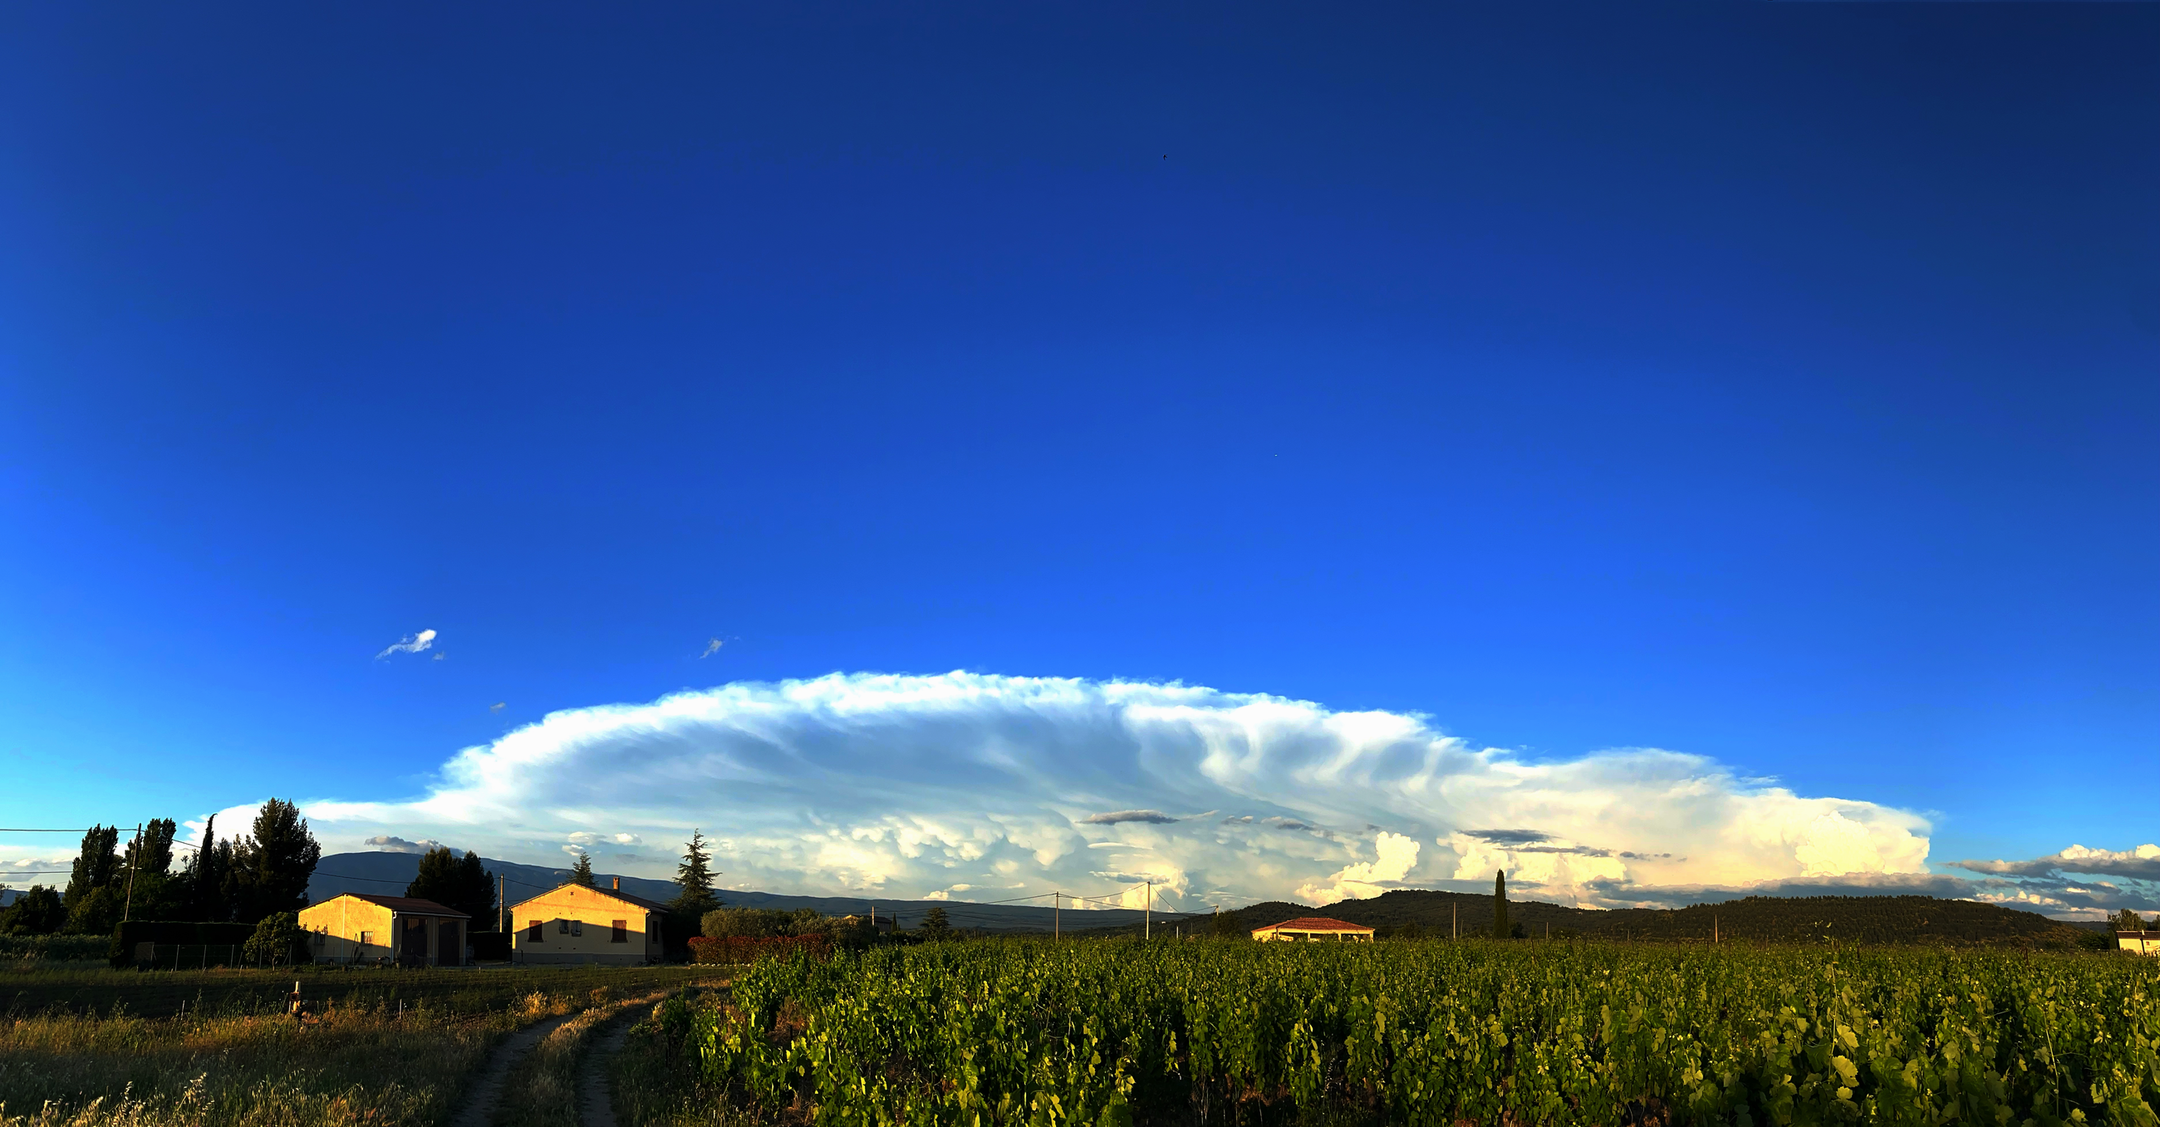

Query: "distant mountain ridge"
<box><xmin>305</xmin><ymin>851</ymin><xmax>1159</xmax><ymax>933</ymax></box>
<box><xmin>1207</xmin><ymin>890</ymin><xmax>2090</xmax><ymax>947</ymax></box>
<box><xmin>309</xmin><ymin>854</ymin><xmax>2093</xmax><ymax>945</ymax></box>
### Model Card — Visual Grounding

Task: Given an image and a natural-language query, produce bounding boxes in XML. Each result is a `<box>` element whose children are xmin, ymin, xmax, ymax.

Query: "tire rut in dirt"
<box><xmin>450</xmin><ymin>1011</ymin><xmax>580</xmax><ymax>1127</ymax></box>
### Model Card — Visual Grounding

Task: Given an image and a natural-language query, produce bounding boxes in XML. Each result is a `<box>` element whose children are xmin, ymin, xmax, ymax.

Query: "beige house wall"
<box><xmin>298</xmin><ymin>896</ymin><xmax>468</xmax><ymax>965</ymax></box>
<box><xmin>510</xmin><ymin>885</ymin><xmax>664</xmax><ymax>966</ymax></box>
<box><xmin>2119</xmin><ymin>932</ymin><xmax>2158</xmax><ymax>957</ymax></box>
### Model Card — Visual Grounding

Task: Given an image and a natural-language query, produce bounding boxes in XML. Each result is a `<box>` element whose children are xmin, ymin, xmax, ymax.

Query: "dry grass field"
<box><xmin>0</xmin><ymin>965</ymin><xmax>723</xmax><ymax>1127</ymax></box>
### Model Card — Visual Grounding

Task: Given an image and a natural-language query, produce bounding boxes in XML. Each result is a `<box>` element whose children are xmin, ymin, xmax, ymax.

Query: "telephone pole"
<box><xmin>121</xmin><ymin>824</ymin><xmax>144</xmax><ymax>924</ymax></box>
<box><xmin>1145</xmin><ymin>880</ymin><xmax>1152</xmax><ymax>940</ymax></box>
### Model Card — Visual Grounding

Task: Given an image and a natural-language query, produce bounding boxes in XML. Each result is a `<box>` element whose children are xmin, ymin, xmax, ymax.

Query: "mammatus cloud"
<box><xmin>279</xmin><ymin>671</ymin><xmax>1966</xmax><ymax>911</ymax></box>
<box><xmin>700</xmin><ymin>639</ymin><xmax>724</xmax><ymax>659</ymax></box>
<box><xmin>376</xmin><ymin>629</ymin><xmax>437</xmax><ymax>659</ymax></box>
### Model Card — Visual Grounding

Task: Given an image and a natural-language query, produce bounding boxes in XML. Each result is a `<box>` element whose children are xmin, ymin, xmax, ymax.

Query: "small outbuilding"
<box><xmin>2119</xmin><ymin>931</ymin><xmax>2159</xmax><ymax>957</ymax></box>
<box><xmin>298</xmin><ymin>893</ymin><xmax>471</xmax><ymax>966</ymax></box>
<box><xmin>510</xmin><ymin>878</ymin><xmax>668</xmax><ymax>965</ymax></box>
<box><xmin>1251</xmin><ymin>916</ymin><xmax>1376</xmax><ymax>943</ymax></box>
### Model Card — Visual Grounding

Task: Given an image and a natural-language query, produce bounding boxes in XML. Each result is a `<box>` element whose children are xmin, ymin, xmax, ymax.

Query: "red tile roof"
<box><xmin>323</xmin><ymin>893</ymin><xmax>470</xmax><ymax>917</ymax></box>
<box><xmin>1254</xmin><ymin>916</ymin><xmax>1374</xmax><ymax>933</ymax></box>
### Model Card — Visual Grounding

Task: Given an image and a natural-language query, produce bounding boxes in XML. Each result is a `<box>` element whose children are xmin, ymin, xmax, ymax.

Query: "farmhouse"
<box><xmin>509</xmin><ymin>878</ymin><xmax>668</xmax><ymax>965</ymax></box>
<box><xmin>1251</xmin><ymin>916</ymin><xmax>1376</xmax><ymax>943</ymax></box>
<box><xmin>2119</xmin><ymin>931</ymin><xmax>2159</xmax><ymax>957</ymax></box>
<box><xmin>298</xmin><ymin>893</ymin><xmax>470</xmax><ymax>966</ymax></box>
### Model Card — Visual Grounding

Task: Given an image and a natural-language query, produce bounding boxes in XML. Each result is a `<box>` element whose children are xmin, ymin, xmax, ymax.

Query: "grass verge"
<box><xmin>607</xmin><ymin>990</ymin><xmax>759</xmax><ymax>1127</ymax></box>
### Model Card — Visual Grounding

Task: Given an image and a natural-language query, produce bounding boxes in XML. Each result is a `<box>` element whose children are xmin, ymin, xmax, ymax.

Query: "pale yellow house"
<box><xmin>510</xmin><ymin>879</ymin><xmax>668</xmax><ymax>965</ymax></box>
<box><xmin>298</xmin><ymin>893</ymin><xmax>470</xmax><ymax>966</ymax></box>
<box><xmin>2119</xmin><ymin>930</ymin><xmax>2159</xmax><ymax>957</ymax></box>
<box><xmin>1251</xmin><ymin>916</ymin><xmax>1376</xmax><ymax>943</ymax></box>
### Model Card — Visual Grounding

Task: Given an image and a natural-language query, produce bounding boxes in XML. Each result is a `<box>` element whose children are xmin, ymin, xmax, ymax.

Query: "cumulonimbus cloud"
<box><xmin>277</xmin><ymin>671</ymin><xmax>1964</xmax><ymax>911</ymax></box>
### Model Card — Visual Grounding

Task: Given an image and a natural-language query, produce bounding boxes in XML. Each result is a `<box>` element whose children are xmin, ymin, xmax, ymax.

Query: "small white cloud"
<box><xmin>432</xmin><ymin>652</ymin><xmax>445</xmax><ymax>661</ymax></box>
<box><xmin>376</xmin><ymin>629</ymin><xmax>437</xmax><ymax>659</ymax></box>
<box><xmin>491</xmin><ymin>702</ymin><xmax>506</xmax><ymax>713</ymax></box>
<box><xmin>700</xmin><ymin>638</ymin><xmax>723</xmax><ymax>659</ymax></box>
<box><xmin>566</xmin><ymin>832</ymin><xmax>602</xmax><ymax>845</ymax></box>
<box><xmin>612</xmin><ymin>833</ymin><xmax>642</xmax><ymax>845</ymax></box>
<box><xmin>562</xmin><ymin>844</ymin><xmax>590</xmax><ymax>857</ymax></box>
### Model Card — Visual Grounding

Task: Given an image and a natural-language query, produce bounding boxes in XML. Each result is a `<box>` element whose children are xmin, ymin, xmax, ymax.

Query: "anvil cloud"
<box><xmin>272</xmin><ymin>672</ymin><xmax>1950</xmax><ymax>910</ymax></box>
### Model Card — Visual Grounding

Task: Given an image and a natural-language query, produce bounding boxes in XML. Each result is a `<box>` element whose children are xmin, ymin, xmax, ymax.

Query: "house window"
<box><xmin>529</xmin><ymin>920</ymin><xmax>545</xmax><ymax>942</ymax></box>
<box><xmin>558</xmin><ymin>918</ymin><xmax>571</xmax><ymax>934</ymax></box>
<box><xmin>611</xmin><ymin>920</ymin><xmax>627</xmax><ymax>943</ymax></box>
<box><xmin>358</xmin><ymin>931</ymin><xmax>371</xmax><ymax>950</ymax></box>
<box><xmin>310</xmin><ymin>929</ymin><xmax>325</xmax><ymax>951</ymax></box>
<box><xmin>571</xmin><ymin>919</ymin><xmax>584</xmax><ymax>938</ymax></box>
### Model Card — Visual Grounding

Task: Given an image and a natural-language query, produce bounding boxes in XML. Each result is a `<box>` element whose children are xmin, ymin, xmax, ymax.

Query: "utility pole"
<box><xmin>1145</xmin><ymin>880</ymin><xmax>1151</xmax><ymax>940</ymax></box>
<box><xmin>1452</xmin><ymin>901</ymin><xmax>1457</xmax><ymax>939</ymax></box>
<box><xmin>121</xmin><ymin>823</ymin><xmax>144</xmax><ymax>924</ymax></box>
<box><xmin>499</xmin><ymin>873</ymin><xmax>507</xmax><ymax>934</ymax></box>
<box><xmin>1054</xmin><ymin>891</ymin><xmax>1060</xmax><ymax>940</ymax></box>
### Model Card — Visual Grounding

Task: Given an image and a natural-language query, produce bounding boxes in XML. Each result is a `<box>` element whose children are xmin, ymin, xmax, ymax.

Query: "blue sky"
<box><xmin>3</xmin><ymin>4</ymin><xmax>2154</xmax><ymax>914</ymax></box>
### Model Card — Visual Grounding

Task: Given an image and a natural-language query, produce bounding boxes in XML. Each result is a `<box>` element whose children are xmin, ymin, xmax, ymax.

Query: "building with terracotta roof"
<box><xmin>298</xmin><ymin>893</ymin><xmax>471</xmax><ymax>966</ymax></box>
<box><xmin>509</xmin><ymin>878</ymin><xmax>670</xmax><ymax>965</ymax></box>
<box><xmin>1251</xmin><ymin>916</ymin><xmax>1376</xmax><ymax>943</ymax></box>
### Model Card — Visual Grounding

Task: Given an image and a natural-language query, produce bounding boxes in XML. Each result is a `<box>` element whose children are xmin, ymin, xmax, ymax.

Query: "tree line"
<box><xmin>0</xmin><ymin>800</ymin><xmax>323</xmax><ymax>937</ymax></box>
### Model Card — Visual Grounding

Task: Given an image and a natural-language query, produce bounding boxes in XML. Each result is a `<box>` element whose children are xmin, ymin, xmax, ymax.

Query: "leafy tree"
<box><xmin>1210</xmin><ymin>909</ymin><xmax>1245</xmax><ymax>938</ymax></box>
<box><xmin>455</xmin><ymin>851</ymin><xmax>499</xmax><ymax>931</ymax></box>
<box><xmin>0</xmin><ymin>885</ymin><xmax>64</xmax><ymax>935</ymax></box>
<box><xmin>407</xmin><ymin>846</ymin><xmax>499</xmax><ymax>927</ymax></box>
<box><xmin>1493</xmin><ymin>870</ymin><xmax>1510</xmax><ymax>939</ymax></box>
<box><xmin>242</xmin><ymin>911</ymin><xmax>305</xmax><ymax>965</ymax></box>
<box><xmin>62</xmin><ymin>826</ymin><xmax>123</xmax><ymax>935</ymax></box>
<box><xmin>120</xmin><ymin>819</ymin><xmax>185</xmax><ymax>921</ymax></box>
<box><xmin>569</xmin><ymin>851</ymin><xmax>596</xmax><ymax>887</ymax></box>
<box><xmin>2110</xmin><ymin>908</ymin><xmax>2151</xmax><ymax>933</ymax></box>
<box><xmin>225</xmin><ymin>799</ymin><xmax>323</xmax><ymax>923</ymax></box>
<box><xmin>921</xmin><ymin>906</ymin><xmax>951</xmax><ymax>939</ymax></box>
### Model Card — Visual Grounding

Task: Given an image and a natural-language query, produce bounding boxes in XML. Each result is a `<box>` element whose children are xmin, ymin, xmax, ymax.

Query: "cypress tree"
<box><xmin>1493</xmin><ymin>869</ymin><xmax>1510</xmax><ymax>939</ymax></box>
<box><xmin>671</xmin><ymin>830</ymin><xmax>718</xmax><ymax>914</ymax></box>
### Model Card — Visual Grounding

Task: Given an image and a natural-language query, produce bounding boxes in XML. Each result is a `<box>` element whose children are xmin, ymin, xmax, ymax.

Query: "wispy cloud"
<box><xmin>286</xmin><ymin>671</ymin><xmax>1957</xmax><ymax>911</ymax></box>
<box><xmin>376</xmin><ymin>629</ymin><xmax>437</xmax><ymax>659</ymax></box>
<box><xmin>1949</xmin><ymin>844</ymin><xmax>2160</xmax><ymax>882</ymax></box>
<box><xmin>363</xmin><ymin>835</ymin><xmax>441</xmax><ymax>854</ymax></box>
<box><xmin>1081</xmin><ymin>810</ymin><xmax>1176</xmax><ymax>825</ymax></box>
<box><xmin>491</xmin><ymin>702</ymin><xmax>506</xmax><ymax>713</ymax></box>
<box><xmin>700</xmin><ymin>638</ymin><xmax>723</xmax><ymax>659</ymax></box>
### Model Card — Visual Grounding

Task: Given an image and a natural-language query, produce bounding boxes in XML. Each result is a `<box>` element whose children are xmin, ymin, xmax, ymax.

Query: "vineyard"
<box><xmin>692</xmin><ymin>940</ymin><xmax>2160</xmax><ymax>1127</ymax></box>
